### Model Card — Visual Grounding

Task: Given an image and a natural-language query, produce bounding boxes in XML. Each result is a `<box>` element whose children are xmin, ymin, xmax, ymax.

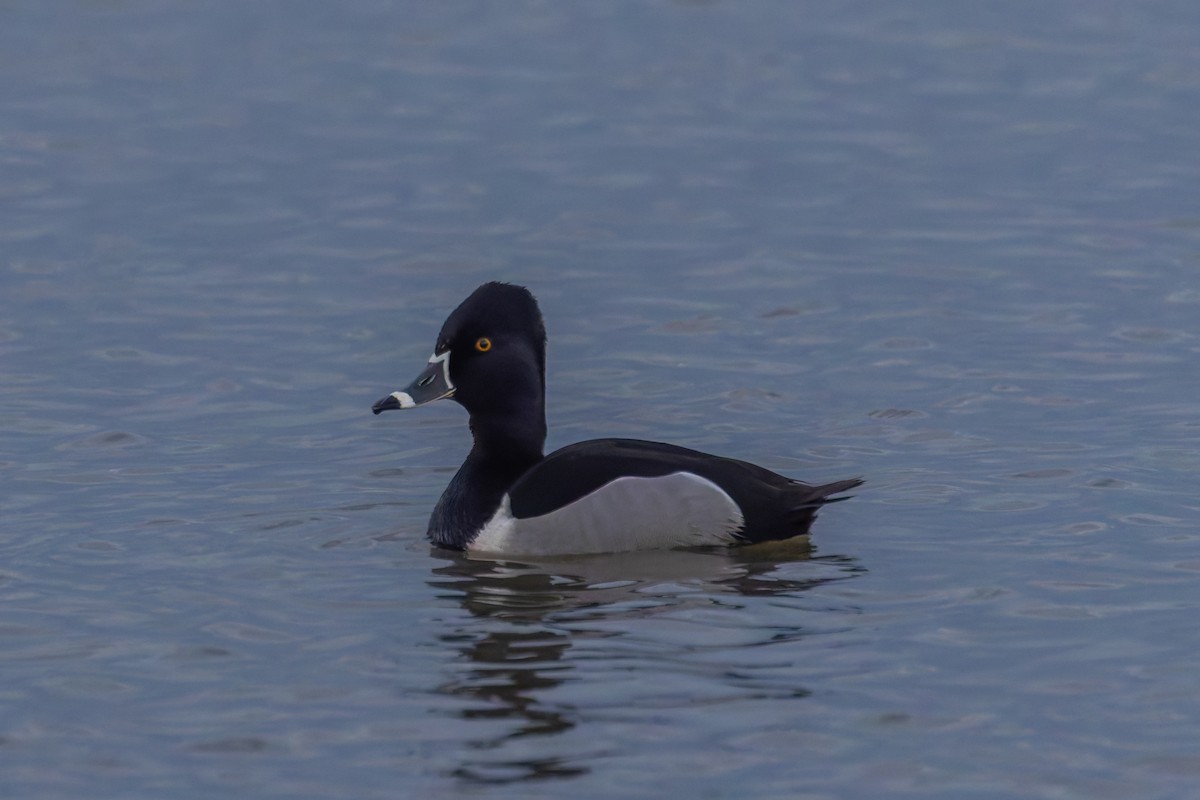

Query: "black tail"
<box><xmin>799</xmin><ymin>477</ymin><xmax>864</xmax><ymax>507</ymax></box>
<box><xmin>785</xmin><ymin>477</ymin><xmax>864</xmax><ymax>533</ymax></box>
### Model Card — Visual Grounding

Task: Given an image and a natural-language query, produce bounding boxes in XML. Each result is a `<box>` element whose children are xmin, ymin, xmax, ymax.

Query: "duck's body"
<box><xmin>373</xmin><ymin>282</ymin><xmax>861</xmax><ymax>555</ymax></box>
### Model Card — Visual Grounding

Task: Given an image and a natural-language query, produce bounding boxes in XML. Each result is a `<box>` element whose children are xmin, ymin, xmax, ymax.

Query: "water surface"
<box><xmin>3</xmin><ymin>2</ymin><xmax>1200</xmax><ymax>798</ymax></box>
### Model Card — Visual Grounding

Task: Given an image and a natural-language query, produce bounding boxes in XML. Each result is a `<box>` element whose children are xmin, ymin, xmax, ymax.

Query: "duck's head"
<box><xmin>372</xmin><ymin>282</ymin><xmax>547</xmax><ymax>421</ymax></box>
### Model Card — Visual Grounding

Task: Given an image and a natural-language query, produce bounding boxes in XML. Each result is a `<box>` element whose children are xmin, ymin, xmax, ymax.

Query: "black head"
<box><xmin>435</xmin><ymin>282</ymin><xmax>546</xmax><ymax>414</ymax></box>
<box><xmin>373</xmin><ymin>282</ymin><xmax>548</xmax><ymax>427</ymax></box>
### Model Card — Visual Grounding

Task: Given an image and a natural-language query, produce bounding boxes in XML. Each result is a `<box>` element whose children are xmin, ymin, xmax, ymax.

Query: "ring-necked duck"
<box><xmin>373</xmin><ymin>282</ymin><xmax>861</xmax><ymax>555</ymax></box>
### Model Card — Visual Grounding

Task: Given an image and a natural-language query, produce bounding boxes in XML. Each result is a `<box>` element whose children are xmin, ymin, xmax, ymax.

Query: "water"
<box><xmin>3</xmin><ymin>2</ymin><xmax>1200</xmax><ymax>797</ymax></box>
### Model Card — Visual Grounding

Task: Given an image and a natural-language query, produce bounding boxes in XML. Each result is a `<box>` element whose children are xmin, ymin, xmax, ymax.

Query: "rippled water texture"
<box><xmin>3</xmin><ymin>2</ymin><xmax>1200</xmax><ymax>798</ymax></box>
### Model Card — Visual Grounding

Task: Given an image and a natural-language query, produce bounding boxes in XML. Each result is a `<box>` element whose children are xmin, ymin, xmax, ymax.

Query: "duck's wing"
<box><xmin>464</xmin><ymin>439</ymin><xmax>748</xmax><ymax>554</ymax></box>
<box><xmin>506</xmin><ymin>439</ymin><xmax>741</xmax><ymax>518</ymax></box>
<box><xmin>470</xmin><ymin>469</ymin><xmax>745</xmax><ymax>555</ymax></box>
<box><xmin>502</xmin><ymin>438</ymin><xmax>860</xmax><ymax>546</ymax></box>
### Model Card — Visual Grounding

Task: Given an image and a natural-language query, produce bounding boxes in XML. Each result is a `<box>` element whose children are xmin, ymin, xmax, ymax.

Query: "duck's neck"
<box><xmin>426</xmin><ymin>406</ymin><xmax>547</xmax><ymax>550</ymax></box>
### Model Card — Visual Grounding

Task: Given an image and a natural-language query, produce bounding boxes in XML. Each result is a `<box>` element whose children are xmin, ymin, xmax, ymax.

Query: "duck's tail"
<box><xmin>787</xmin><ymin>476</ymin><xmax>864</xmax><ymax>531</ymax></box>
<box><xmin>800</xmin><ymin>477</ymin><xmax>864</xmax><ymax>505</ymax></box>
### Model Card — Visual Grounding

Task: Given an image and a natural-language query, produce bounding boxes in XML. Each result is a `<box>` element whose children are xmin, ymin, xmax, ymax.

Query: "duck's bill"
<box><xmin>372</xmin><ymin>351</ymin><xmax>455</xmax><ymax>414</ymax></box>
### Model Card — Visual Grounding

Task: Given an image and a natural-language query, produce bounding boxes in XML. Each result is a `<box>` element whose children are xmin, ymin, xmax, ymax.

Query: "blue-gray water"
<box><xmin>4</xmin><ymin>2</ymin><xmax>1200</xmax><ymax>798</ymax></box>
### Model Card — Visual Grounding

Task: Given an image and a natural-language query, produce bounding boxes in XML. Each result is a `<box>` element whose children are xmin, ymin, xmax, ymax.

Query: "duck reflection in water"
<box><xmin>423</xmin><ymin>544</ymin><xmax>866</xmax><ymax>785</ymax></box>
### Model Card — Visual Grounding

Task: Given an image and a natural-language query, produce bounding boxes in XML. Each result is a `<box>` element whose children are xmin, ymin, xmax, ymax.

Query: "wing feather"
<box><xmin>470</xmin><ymin>472</ymin><xmax>744</xmax><ymax>555</ymax></box>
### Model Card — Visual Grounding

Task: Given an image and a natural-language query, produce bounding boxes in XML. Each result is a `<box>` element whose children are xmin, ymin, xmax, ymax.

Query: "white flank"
<box><xmin>468</xmin><ymin>472</ymin><xmax>744</xmax><ymax>556</ymax></box>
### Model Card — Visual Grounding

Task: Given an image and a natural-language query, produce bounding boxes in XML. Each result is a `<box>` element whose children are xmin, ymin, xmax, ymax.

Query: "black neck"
<box><xmin>426</xmin><ymin>407</ymin><xmax>546</xmax><ymax>550</ymax></box>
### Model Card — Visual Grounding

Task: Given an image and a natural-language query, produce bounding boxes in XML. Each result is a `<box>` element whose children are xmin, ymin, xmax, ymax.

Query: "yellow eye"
<box><xmin>474</xmin><ymin>337</ymin><xmax>492</xmax><ymax>352</ymax></box>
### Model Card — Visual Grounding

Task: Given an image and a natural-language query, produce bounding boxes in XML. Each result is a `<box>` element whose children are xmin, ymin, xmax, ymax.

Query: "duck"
<box><xmin>372</xmin><ymin>282</ymin><xmax>862</xmax><ymax>555</ymax></box>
